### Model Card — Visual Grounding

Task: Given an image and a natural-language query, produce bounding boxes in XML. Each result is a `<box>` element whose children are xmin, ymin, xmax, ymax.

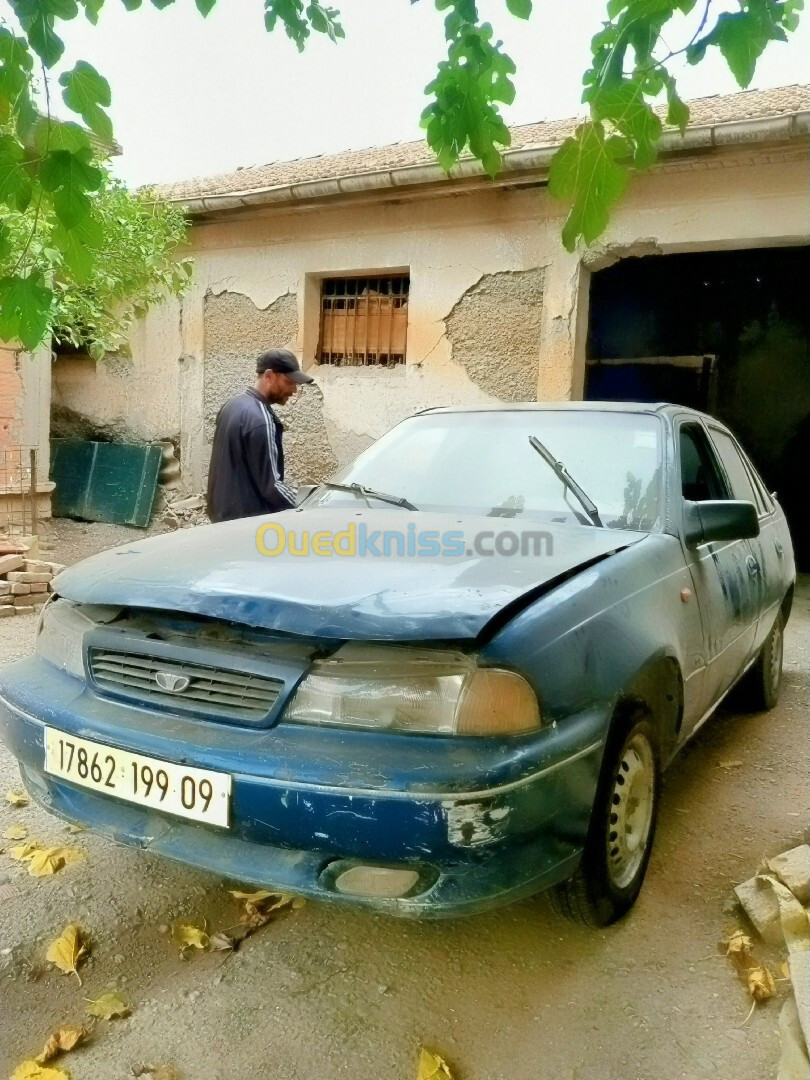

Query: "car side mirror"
<box><xmin>683</xmin><ymin>500</ymin><xmax>760</xmax><ymax>548</ymax></box>
<box><xmin>295</xmin><ymin>484</ymin><xmax>316</xmax><ymax>507</ymax></box>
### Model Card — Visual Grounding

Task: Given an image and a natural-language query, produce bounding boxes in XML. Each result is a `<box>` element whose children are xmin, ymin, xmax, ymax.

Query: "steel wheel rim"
<box><xmin>769</xmin><ymin>621</ymin><xmax>783</xmax><ymax>695</ymax></box>
<box><xmin>607</xmin><ymin>733</ymin><xmax>655</xmax><ymax>890</ymax></box>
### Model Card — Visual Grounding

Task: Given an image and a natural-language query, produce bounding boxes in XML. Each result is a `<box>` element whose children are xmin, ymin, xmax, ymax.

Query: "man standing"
<box><xmin>207</xmin><ymin>348</ymin><xmax>314</xmax><ymax>523</ymax></box>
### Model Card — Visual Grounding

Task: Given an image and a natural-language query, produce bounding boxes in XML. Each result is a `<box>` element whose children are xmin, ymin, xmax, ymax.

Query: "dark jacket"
<box><xmin>207</xmin><ymin>388</ymin><xmax>295</xmax><ymax>522</ymax></box>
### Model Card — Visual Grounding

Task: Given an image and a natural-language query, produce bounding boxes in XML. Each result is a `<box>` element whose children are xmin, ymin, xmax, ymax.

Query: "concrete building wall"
<box><xmin>51</xmin><ymin>296</ymin><xmax>184</xmax><ymax>445</ymax></box>
<box><xmin>178</xmin><ymin>183</ymin><xmax>558</xmax><ymax>490</ymax></box>
<box><xmin>48</xmin><ymin>142</ymin><xmax>810</xmax><ymax>494</ymax></box>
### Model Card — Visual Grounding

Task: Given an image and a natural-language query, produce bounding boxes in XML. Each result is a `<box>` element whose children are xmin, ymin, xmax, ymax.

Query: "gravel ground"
<box><xmin>0</xmin><ymin>522</ymin><xmax>807</xmax><ymax>1080</ymax></box>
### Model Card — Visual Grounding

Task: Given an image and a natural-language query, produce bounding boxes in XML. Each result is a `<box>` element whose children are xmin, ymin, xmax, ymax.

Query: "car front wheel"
<box><xmin>552</xmin><ymin>712</ymin><xmax>659</xmax><ymax>927</ymax></box>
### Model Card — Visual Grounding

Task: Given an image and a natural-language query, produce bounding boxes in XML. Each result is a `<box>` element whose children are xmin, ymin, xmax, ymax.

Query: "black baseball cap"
<box><xmin>256</xmin><ymin>348</ymin><xmax>314</xmax><ymax>384</ymax></box>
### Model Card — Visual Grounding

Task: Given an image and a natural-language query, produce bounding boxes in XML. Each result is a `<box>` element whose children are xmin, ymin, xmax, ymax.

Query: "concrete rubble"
<box><xmin>736</xmin><ymin>846</ymin><xmax>810</xmax><ymax>944</ymax></box>
<box><xmin>734</xmin><ymin>845</ymin><xmax>810</xmax><ymax>1079</ymax></box>
<box><xmin>162</xmin><ymin>493</ymin><xmax>209</xmax><ymax>530</ymax></box>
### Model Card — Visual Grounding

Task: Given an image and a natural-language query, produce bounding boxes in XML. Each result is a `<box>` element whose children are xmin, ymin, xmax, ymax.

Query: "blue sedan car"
<box><xmin>0</xmin><ymin>403</ymin><xmax>795</xmax><ymax>925</ymax></box>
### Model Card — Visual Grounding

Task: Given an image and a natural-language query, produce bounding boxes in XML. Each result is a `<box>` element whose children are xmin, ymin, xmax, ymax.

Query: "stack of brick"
<box><xmin>0</xmin><ymin>555</ymin><xmax>66</xmax><ymax>618</ymax></box>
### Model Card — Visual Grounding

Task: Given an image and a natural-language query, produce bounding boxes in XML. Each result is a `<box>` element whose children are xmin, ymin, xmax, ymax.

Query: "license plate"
<box><xmin>44</xmin><ymin>728</ymin><xmax>231</xmax><ymax>828</ymax></box>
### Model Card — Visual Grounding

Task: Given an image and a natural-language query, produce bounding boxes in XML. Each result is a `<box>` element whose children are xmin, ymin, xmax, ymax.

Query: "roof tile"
<box><xmin>153</xmin><ymin>84</ymin><xmax>809</xmax><ymax>203</ymax></box>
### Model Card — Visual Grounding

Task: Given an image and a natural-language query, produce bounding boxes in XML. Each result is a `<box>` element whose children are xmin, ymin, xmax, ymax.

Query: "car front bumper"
<box><xmin>0</xmin><ymin>657</ymin><xmax>606</xmax><ymax>917</ymax></box>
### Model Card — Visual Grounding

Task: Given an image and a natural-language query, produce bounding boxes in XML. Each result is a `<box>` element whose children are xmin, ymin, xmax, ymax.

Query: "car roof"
<box><xmin>415</xmin><ymin>400</ymin><xmax>715</xmax><ymax>421</ymax></box>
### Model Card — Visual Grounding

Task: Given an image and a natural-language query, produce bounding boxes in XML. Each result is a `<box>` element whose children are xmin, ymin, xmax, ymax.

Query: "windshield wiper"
<box><xmin>528</xmin><ymin>435</ymin><xmax>603</xmax><ymax>527</ymax></box>
<box><xmin>322</xmin><ymin>482</ymin><xmax>419</xmax><ymax>512</ymax></box>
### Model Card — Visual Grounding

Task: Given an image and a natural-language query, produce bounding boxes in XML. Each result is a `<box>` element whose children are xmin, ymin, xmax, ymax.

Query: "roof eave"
<box><xmin>171</xmin><ymin>110</ymin><xmax>810</xmax><ymax>217</ymax></box>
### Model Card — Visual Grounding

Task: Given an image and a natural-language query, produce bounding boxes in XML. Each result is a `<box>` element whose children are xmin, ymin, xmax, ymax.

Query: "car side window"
<box><xmin>708</xmin><ymin>428</ymin><xmax>761</xmax><ymax>508</ymax></box>
<box><xmin>679</xmin><ymin>424</ymin><xmax>728</xmax><ymax>502</ymax></box>
<box><xmin>747</xmin><ymin>465</ymin><xmax>775</xmax><ymax>515</ymax></box>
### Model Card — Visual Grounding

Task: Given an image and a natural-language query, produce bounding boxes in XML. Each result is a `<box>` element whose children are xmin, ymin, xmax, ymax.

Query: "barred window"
<box><xmin>319</xmin><ymin>275</ymin><xmax>409</xmax><ymax>366</ymax></box>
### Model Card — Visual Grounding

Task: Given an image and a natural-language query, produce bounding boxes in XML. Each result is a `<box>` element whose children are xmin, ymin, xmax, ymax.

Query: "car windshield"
<box><xmin>308</xmin><ymin>410</ymin><xmax>664</xmax><ymax>531</ymax></box>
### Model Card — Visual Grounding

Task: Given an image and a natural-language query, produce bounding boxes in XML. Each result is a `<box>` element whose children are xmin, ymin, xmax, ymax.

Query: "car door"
<box><xmin>705</xmin><ymin>424</ymin><xmax>788</xmax><ymax>654</ymax></box>
<box><xmin>675</xmin><ymin>418</ymin><xmax>761</xmax><ymax>727</ymax></box>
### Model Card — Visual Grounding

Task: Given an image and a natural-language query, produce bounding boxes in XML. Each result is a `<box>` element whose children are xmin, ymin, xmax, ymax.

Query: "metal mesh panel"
<box><xmin>0</xmin><ymin>446</ymin><xmax>39</xmax><ymax>536</ymax></box>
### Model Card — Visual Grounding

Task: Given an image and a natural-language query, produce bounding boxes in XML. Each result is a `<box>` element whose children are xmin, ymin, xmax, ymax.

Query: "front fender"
<box><xmin>480</xmin><ymin>535</ymin><xmax>694</xmax><ymax>750</ymax></box>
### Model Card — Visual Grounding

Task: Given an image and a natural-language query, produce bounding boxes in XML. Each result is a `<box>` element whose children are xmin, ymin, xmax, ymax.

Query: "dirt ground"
<box><xmin>0</xmin><ymin>521</ymin><xmax>807</xmax><ymax>1080</ymax></box>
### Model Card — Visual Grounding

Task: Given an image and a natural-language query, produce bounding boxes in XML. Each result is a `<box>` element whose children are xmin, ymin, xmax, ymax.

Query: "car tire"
<box><xmin>737</xmin><ymin>611</ymin><xmax>784</xmax><ymax>712</ymax></box>
<box><xmin>551</xmin><ymin>712</ymin><xmax>659</xmax><ymax>927</ymax></box>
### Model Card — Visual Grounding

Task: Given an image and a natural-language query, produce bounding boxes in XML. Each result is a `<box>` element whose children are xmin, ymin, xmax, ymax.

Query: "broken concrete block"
<box><xmin>790</xmin><ymin>951</ymin><xmax>810</xmax><ymax>1054</ymax></box>
<box><xmin>0</xmin><ymin>554</ymin><xmax>25</xmax><ymax>575</ymax></box>
<box><xmin>767</xmin><ymin>846</ymin><xmax>810</xmax><ymax>906</ymax></box>
<box><xmin>0</xmin><ymin>607</ymin><xmax>15</xmax><ymax>619</ymax></box>
<box><xmin>13</xmin><ymin>593</ymin><xmax>36</xmax><ymax>605</ymax></box>
<box><xmin>778</xmin><ymin>994</ymin><xmax>810</xmax><ymax>1079</ymax></box>
<box><xmin>168</xmin><ymin>495</ymin><xmax>206</xmax><ymax>512</ymax></box>
<box><xmin>0</xmin><ymin>581</ymin><xmax>11</xmax><ymax>595</ymax></box>
<box><xmin>29</xmin><ymin>583</ymin><xmax>48</xmax><ymax>594</ymax></box>
<box><xmin>10</xmin><ymin>583</ymin><xmax>31</xmax><ymax>595</ymax></box>
<box><xmin>6</xmin><ymin>572</ymin><xmax>51</xmax><ymax>584</ymax></box>
<box><xmin>12</xmin><ymin>605</ymin><xmax>34</xmax><ymax>616</ymax></box>
<box><xmin>23</xmin><ymin>560</ymin><xmax>52</xmax><ymax>573</ymax></box>
<box><xmin>735</xmin><ymin>875</ymin><xmax>784</xmax><ymax>944</ymax></box>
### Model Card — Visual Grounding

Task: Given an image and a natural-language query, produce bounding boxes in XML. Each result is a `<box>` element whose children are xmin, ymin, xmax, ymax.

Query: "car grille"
<box><xmin>88</xmin><ymin>649</ymin><xmax>284</xmax><ymax>724</ymax></box>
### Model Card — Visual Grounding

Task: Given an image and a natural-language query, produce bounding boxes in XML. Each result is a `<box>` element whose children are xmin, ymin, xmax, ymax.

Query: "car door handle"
<box><xmin>747</xmin><ymin>554</ymin><xmax>760</xmax><ymax>576</ymax></box>
<box><xmin>774</xmin><ymin>539</ymin><xmax>784</xmax><ymax>558</ymax></box>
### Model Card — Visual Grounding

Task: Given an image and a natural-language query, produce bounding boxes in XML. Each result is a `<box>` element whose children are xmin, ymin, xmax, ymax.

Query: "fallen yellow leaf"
<box><xmin>28</xmin><ymin>846</ymin><xmax>83</xmax><ymax>878</ymax></box>
<box><xmin>65</xmin><ymin>824</ymin><xmax>85</xmax><ymax>834</ymax></box>
<box><xmin>7</xmin><ymin>840</ymin><xmax>43</xmax><ymax>861</ymax></box>
<box><xmin>2</xmin><ymin>823</ymin><xmax>28</xmax><ymax>840</ymax></box>
<box><xmin>46</xmin><ymin>924</ymin><xmax>87</xmax><ymax>984</ymax></box>
<box><xmin>6</xmin><ymin>789</ymin><xmax>29</xmax><ymax>807</ymax></box>
<box><xmin>747</xmin><ymin>965</ymin><xmax>775</xmax><ymax>1002</ymax></box>
<box><xmin>36</xmin><ymin>1025</ymin><xmax>90</xmax><ymax>1064</ymax></box>
<box><xmin>417</xmin><ymin>1048</ymin><xmax>454</xmax><ymax>1080</ymax></box>
<box><xmin>10</xmin><ymin>1062</ymin><xmax>70</xmax><ymax>1080</ymax></box>
<box><xmin>85</xmin><ymin>990</ymin><xmax>130</xmax><ymax>1020</ymax></box>
<box><xmin>172</xmin><ymin>922</ymin><xmax>209</xmax><ymax>952</ymax></box>
<box><xmin>725</xmin><ymin>930</ymin><xmax>754</xmax><ymax>974</ymax></box>
<box><xmin>28</xmin><ymin>848</ymin><xmax>67</xmax><ymax>877</ymax></box>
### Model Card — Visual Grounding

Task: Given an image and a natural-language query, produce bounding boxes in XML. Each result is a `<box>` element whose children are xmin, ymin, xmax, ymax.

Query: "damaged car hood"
<box><xmin>54</xmin><ymin>509</ymin><xmax>646</xmax><ymax>640</ymax></box>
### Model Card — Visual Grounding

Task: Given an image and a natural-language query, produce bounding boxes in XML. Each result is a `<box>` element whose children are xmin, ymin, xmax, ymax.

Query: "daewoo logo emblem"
<box><xmin>155</xmin><ymin>671</ymin><xmax>191</xmax><ymax>694</ymax></box>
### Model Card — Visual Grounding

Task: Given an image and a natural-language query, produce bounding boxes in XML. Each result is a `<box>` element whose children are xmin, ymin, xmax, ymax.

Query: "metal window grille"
<box><xmin>319</xmin><ymin>275</ymin><xmax>409</xmax><ymax>366</ymax></box>
<box><xmin>0</xmin><ymin>446</ymin><xmax>39</xmax><ymax>536</ymax></box>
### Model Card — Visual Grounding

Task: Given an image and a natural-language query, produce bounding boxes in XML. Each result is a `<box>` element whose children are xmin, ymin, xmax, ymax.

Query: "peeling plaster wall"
<box><xmin>202</xmin><ymin>288</ymin><xmax>340</xmax><ymax>484</ymax></box>
<box><xmin>203</xmin><ymin>290</ymin><xmax>298</xmax><ymax>442</ymax></box>
<box><xmin>178</xmin><ymin>186</ymin><xmax>550</xmax><ymax>490</ymax></box>
<box><xmin>72</xmin><ymin>144</ymin><xmax>808</xmax><ymax>493</ymax></box>
<box><xmin>275</xmin><ymin>383</ymin><xmax>339</xmax><ymax>485</ymax></box>
<box><xmin>50</xmin><ymin>295</ymin><xmax>184</xmax><ymax>445</ymax></box>
<box><xmin>445</xmin><ymin>268</ymin><xmax>544</xmax><ymax>400</ymax></box>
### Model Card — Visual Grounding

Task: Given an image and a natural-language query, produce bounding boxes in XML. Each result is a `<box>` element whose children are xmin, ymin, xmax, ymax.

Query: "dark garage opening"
<box><xmin>586</xmin><ymin>245</ymin><xmax>810</xmax><ymax>568</ymax></box>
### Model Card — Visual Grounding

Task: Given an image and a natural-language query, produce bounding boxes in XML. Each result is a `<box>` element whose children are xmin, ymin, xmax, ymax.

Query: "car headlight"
<box><xmin>285</xmin><ymin>644</ymin><xmax>541</xmax><ymax>736</ymax></box>
<box><xmin>36</xmin><ymin>599</ymin><xmax>121</xmax><ymax>679</ymax></box>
